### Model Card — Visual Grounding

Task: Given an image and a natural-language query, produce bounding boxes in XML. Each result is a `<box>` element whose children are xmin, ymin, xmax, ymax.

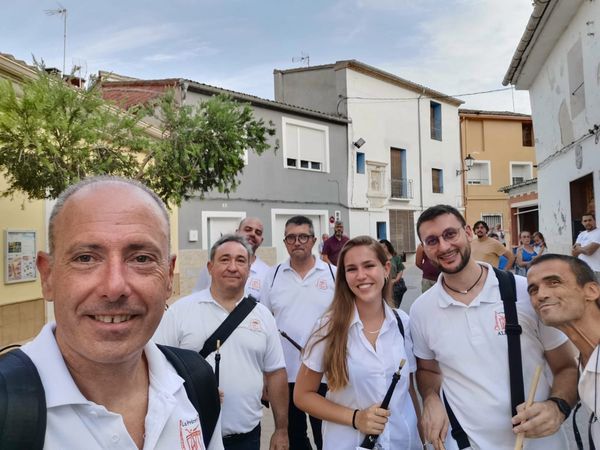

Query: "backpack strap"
<box><xmin>494</xmin><ymin>267</ymin><xmax>525</xmax><ymax>417</ymax></box>
<box><xmin>157</xmin><ymin>345</ymin><xmax>220</xmax><ymax>448</ymax></box>
<box><xmin>391</xmin><ymin>309</ymin><xmax>404</xmax><ymax>339</ymax></box>
<box><xmin>199</xmin><ymin>295</ymin><xmax>257</xmax><ymax>358</ymax></box>
<box><xmin>0</xmin><ymin>348</ymin><xmax>46</xmax><ymax>450</ymax></box>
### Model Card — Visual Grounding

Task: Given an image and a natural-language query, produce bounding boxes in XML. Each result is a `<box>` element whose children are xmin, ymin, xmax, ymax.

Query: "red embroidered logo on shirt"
<box><xmin>317</xmin><ymin>279</ymin><xmax>328</xmax><ymax>290</ymax></box>
<box><xmin>249</xmin><ymin>319</ymin><xmax>262</xmax><ymax>331</ymax></box>
<box><xmin>494</xmin><ymin>311</ymin><xmax>506</xmax><ymax>336</ymax></box>
<box><xmin>179</xmin><ymin>417</ymin><xmax>203</xmax><ymax>450</ymax></box>
<box><xmin>250</xmin><ymin>278</ymin><xmax>261</xmax><ymax>290</ymax></box>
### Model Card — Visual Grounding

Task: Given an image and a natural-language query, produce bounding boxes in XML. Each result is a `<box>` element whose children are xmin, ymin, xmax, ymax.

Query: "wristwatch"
<box><xmin>547</xmin><ymin>397</ymin><xmax>571</xmax><ymax>419</ymax></box>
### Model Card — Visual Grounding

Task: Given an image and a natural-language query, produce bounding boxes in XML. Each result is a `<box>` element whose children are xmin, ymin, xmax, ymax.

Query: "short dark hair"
<box><xmin>285</xmin><ymin>215</ymin><xmax>314</xmax><ymax>235</ymax></box>
<box><xmin>473</xmin><ymin>220</ymin><xmax>489</xmax><ymax>232</ymax></box>
<box><xmin>209</xmin><ymin>234</ymin><xmax>253</xmax><ymax>262</ymax></box>
<box><xmin>416</xmin><ymin>205</ymin><xmax>467</xmax><ymax>239</ymax></box>
<box><xmin>529</xmin><ymin>253</ymin><xmax>597</xmax><ymax>287</ymax></box>
<box><xmin>582</xmin><ymin>212</ymin><xmax>596</xmax><ymax>220</ymax></box>
<box><xmin>378</xmin><ymin>239</ymin><xmax>397</xmax><ymax>256</ymax></box>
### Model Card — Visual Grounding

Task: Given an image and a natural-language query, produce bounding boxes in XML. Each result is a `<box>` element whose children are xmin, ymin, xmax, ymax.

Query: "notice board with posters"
<box><xmin>4</xmin><ymin>230</ymin><xmax>37</xmax><ymax>284</ymax></box>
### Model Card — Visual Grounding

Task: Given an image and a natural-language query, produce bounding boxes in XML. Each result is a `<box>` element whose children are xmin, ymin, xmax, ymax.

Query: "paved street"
<box><xmin>259</xmin><ymin>264</ymin><xmax>589</xmax><ymax>449</ymax></box>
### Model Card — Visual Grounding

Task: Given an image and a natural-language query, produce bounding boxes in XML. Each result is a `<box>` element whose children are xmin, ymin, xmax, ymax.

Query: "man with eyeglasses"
<box><xmin>409</xmin><ymin>205</ymin><xmax>577</xmax><ymax>450</ymax></box>
<box><xmin>470</xmin><ymin>220</ymin><xmax>515</xmax><ymax>269</ymax></box>
<box><xmin>260</xmin><ymin>216</ymin><xmax>336</xmax><ymax>450</ymax></box>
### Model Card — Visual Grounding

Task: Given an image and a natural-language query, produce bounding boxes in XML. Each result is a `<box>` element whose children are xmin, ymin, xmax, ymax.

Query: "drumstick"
<box><xmin>514</xmin><ymin>365</ymin><xmax>543</xmax><ymax>450</ymax></box>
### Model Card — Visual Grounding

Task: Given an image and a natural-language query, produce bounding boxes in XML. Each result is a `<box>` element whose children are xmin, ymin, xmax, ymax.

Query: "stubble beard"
<box><xmin>434</xmin><ymin>246</ymin><xmax>471</xmax><ymax>275</ymax></box>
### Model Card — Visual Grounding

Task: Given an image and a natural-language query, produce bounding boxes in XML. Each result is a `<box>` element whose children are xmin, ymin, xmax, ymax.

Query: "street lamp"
<box><xmin>456</xmin><ymin>153</ymin><xmax>475</xmax><ymax>176</ymax></box>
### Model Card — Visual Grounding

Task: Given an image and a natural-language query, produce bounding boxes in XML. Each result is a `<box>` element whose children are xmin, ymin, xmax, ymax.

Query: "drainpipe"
<box><xmin>417</xmin><ymin>89</ymin><xmax>425</xmax><ymax>214</ymax></box>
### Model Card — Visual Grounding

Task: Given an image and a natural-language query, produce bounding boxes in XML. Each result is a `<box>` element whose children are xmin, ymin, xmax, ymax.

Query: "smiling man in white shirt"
<box><xmin>8</xmin><ymin>176</ymin><xmax>223</xmax><ymax>450</ymax></box>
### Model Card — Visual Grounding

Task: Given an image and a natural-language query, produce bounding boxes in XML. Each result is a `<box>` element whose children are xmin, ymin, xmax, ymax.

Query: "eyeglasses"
<box><xmin>422</xmin><ymin>227</ymin><xmax>463</xmax><ymax>248</ymax></box>
<box><xmin>284</xmin><ymin>233</ymin><xmax>313</xmax><ymax>245</ymax></box>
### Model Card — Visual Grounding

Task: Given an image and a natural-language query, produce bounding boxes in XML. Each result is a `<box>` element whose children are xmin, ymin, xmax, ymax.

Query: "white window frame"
<box><xmin>282</xmin><ymin>117</ymin><xmax>330</xmax><ymax>173</ymax></box>
<box><xmin>509</xmin><ymin>161</ymin><xmax>533</xmax><ymax>185</ymax></box>
<box><xmin>201</xmin><ymin>211</ymin><xmax>246</xmax><ymax>249</ymax></box>
<box><xmin>467</xmin><ymin>160</ymin><xmax>492</xmax><ymax>185</ymax></box>
<box><xmin>481</xmin><ymin>213</ymin><xmax>503</xmax><ymax>229</ymax></box>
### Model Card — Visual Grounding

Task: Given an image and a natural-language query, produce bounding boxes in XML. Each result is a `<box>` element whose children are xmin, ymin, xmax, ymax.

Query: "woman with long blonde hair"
<box><xmin>294</xmin><ymin>236</ymin><xmax>421</xmax><ymax>450</ymax></box>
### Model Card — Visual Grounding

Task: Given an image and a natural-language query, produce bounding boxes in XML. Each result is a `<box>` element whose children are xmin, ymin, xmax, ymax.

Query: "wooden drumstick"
<box><xmin>514</xmin><ymin>365</ymin><xmax>543</xmax><ymax>450</ymax></box>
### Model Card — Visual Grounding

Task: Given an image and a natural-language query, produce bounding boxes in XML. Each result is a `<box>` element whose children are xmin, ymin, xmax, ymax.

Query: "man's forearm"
<box><xmin>416</xmin><ymin>367</ymin><xmax>442</xmax><ymax>401</ymax></box>
<box><xmin>266</xmin><ymin>368</ymin><xmax>289</xmax><ymax>430</ymax></box>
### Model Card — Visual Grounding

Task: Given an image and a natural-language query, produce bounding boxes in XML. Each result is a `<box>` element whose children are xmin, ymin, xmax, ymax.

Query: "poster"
<box><xmin>4</xmin><ymin>230</ymin><xmax>36</xmax><ymax>284</ymax></box>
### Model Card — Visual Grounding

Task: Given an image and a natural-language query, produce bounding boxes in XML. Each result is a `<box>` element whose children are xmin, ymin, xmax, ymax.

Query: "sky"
<box><xmin>2</xmin><ymin>0</ymin><xmax>533</xmax><ymax>113</ymax></box>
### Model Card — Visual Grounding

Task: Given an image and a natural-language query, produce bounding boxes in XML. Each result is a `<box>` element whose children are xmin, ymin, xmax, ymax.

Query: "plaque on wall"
<box><xmin>4</xmin><ymin>230</ymin><xmax>37</xmax><ymax>284</ymax></box>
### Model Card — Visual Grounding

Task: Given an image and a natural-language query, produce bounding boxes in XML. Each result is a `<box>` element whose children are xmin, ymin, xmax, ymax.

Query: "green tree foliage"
<box><xmin>0</xmin><ymin>70</ymin><xmax>275</xmax><ymax>205</ymax></box>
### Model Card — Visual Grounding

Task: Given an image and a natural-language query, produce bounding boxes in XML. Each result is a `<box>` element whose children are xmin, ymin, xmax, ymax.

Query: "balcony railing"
<box><xmin>391</xmin><ymin>178</ymin><xmax>413</xmax><ymax>199</ymax></box>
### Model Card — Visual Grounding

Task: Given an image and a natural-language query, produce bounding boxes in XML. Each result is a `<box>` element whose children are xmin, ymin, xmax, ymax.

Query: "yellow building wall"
<box><xmin>460</xmin><ymin>114</ymin><xmax>537</xmax><ymax>244</ymax></box>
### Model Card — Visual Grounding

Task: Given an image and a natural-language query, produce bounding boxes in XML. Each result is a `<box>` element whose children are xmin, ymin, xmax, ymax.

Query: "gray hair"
<box><xmin>209</xmin><ymin>234</ymin><xmax>253</xmax><ymax>262</ymax></box>
<box><xmin>48</xmin><ymin>176</ymin><xmax>170</xmax><ymax>254</ymax></box>
<box><xmin>284</xmin><ymin>215</ymin><xmax>314</xmax><ymax>236</ymax></box>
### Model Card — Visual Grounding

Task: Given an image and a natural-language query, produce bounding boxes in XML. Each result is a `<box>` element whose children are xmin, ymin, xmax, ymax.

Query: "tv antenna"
<box><xmin>292</xmin><ymin>52</ymin><xmax>310</xmax><ymax>67</ymax></box>
<box><xmin>45</xmin><ymin>4</ymin><xmax>67</xmax><ymax>75</ymax></box>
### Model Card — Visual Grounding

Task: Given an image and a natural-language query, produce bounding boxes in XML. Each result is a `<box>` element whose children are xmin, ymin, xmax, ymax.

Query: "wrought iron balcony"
<box><xmin>390</xmin><ymin>178</ymin><xmax>413</xmax><ymax>199</ymax></box>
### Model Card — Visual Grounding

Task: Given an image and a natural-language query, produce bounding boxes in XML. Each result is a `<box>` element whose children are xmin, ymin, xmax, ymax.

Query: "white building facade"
<box><xmin>275</xmin><ymin>60</ymin><xmax>463</xmax><ymax>254</ymax></box>
<box><xmin>504</xmin><ymin>0</ymin><xmax>600</xmax><ymax>254</ymax></box>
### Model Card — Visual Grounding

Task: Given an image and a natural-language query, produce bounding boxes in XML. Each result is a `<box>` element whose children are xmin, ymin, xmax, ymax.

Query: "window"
<box><xmin>376</xmin><ymin>222</ymin><xmax>387</xmax><ymax>240</ymax></box>
<box><xmin>390</xmin><ymin>148</ymin><xmax>412</xmax><ymax>198</ymax></box>
<box><xmin>430</xmin><ymin>101</ymin><xmax>442</xmax><ymax>141</ymax></box>
<box><xmin>510</xmin><ymin>162</ymin><xmax>532</xmax><ymax>185</ymax></box>
<box><xmin>567</xmin><ymin>39</ymin><xmax>585</xmax><ymax>117</ymax></box>
<box><xmin>356</xmin><ymin>152</ymin><xmax>365</xmax><ymax>174</ymax></box>
<box><xmin>466</xmin><ymin>161</ymin><xmax>491</xmax><ymax>185</ymax></box>
<box><xmin>482</xmin><ymin>214</ymin><xmax>502</xmax><ymax>230</ymax></box>
<box><xmin>522</xmin><ymin>123</ymin><xmax>533</xmax><ymax>147</ymax></box>
<box><xmin>282</xmin><ymin>117</ymin><xmax>329</xmax><ymax>172</ymax></box>
<box><xmin>432</xmin><ymin>168</ymin><xmax>443</xmax><ymax>193</ymax></box>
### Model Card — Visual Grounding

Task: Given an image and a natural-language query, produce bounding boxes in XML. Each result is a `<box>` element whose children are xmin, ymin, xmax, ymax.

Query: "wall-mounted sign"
<box><xmin>4</xmin><ymin>230</ymin><xmax>37</xmax><ymax>284</ymax></box>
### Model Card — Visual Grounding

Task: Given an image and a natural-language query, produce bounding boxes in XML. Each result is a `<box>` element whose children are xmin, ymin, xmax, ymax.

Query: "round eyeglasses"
<box><xmin>284</xmin><ymin>233</ymin><xmax>313</xmax><ymax>245</ymax></box>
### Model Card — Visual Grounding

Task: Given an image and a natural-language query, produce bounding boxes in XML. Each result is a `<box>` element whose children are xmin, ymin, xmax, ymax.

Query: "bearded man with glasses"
<box><xmin>409</xmin><ymin>204</ymin><xmax>577</xmax><ymax>450</ymax></box>
<box><xmin>260</xmin><ymin>215</ymin><xmax>336</xmax><ymax>450</ymax></box>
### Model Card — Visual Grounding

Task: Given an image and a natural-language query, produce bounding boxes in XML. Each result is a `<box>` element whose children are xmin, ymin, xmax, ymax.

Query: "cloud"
<box><xmin>377</xmin><ymin>0</ymin><xmax>533</xmax><ymax>112</ymax></box>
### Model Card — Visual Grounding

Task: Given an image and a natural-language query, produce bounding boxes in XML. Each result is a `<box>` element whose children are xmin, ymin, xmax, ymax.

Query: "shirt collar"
<box><xmin>22</xmin><ymin>323</ymin><xmax>183</xmax><ymax>408</ymax></box>
<box><xmin>435</xmin><ymin>262</ymin><xmax>501</xmax><ymax>308</ymax></box>
<box><xmin>350</xmin><ymin>301</ymin><xmax>397</xmax><ymax>334</ymax></box>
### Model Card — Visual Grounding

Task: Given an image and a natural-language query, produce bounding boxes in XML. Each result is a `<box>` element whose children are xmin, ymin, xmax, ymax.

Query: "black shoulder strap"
<box><xmin>270</xmin><ymin>264</ymin><xmax>282</xmax><ymax>288</ymax></box>
<box><xmin>443</xmin><ymin>392</ymin><xmax>471</xmax><ymax>449</ymax></box>
<box><xmin>327</xmin><ymin>263</ymin><xmax>335</xmax><ymax>281</ymax></box>
<box><xmin>199</xmin><ymin>295</ymin><xmax>257</xmax><ymax>358</ymax></box>
<box><xmin>494</xmin><ymin>267</ymin><xmax>525</xmax><ymax>417</ymax></box>
<box><xmin>157</xmin><ymin>345</ymin><xmax>220</xmax><ymax>448</ymax></box>
<box><xmin>0</xmin><ymin>348</ymin><xmax>46</xmax><ymax>450</ymax></box>
<box><xmin>391</xmin><ymin>309</ymin><xmax>404</xmax><ymax>339</ymax></box>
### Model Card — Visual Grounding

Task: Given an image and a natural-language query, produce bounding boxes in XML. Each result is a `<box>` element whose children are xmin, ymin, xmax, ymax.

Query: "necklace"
<box><xmin>442</xmin><ymin>264</ymin><xmax>484</xmax><ymax>294</ymax></box>
<box><xmin>364</xmin><ymin>327</ymin><xmax>381</xmax><ymax>334</ymax></box>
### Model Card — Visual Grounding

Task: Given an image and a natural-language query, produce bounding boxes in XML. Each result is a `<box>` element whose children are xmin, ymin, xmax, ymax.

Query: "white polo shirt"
<box><xmin>303</xmin><ymin>303</ymin><xmax>421</xmax><ymax>450</ymax></box>
<box><xmin>579</xmin><ymin>345</ymin><xmax>600</xmax><ymax>446</ymax></box>
<box><xmin>21</xmin><ymin>323</ymin><xmax>223</xmax><ymax>450</ymax></box>
<box><xmin>575</xmin><ymin>228</ymin><xmax>600</xmax><ymax>271</ymax></box>
<box><xmin>409</xmin><ymin>264</ymin><xmax>569</xmax><ymax>450</ymax></box>
<box><xmin>153</xmin><ymin>289</ymin><xmax>285</xmax><ymax>436</ymax></box>
<box><xmin>260</xmin><ymin>257</ymin><xmax>336</xmax><ymax>382</ymax></box>
<box><xmin>193</xmin><ymin>257</ymin><xmax>271</xmax><ymax>302</ymax></box>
